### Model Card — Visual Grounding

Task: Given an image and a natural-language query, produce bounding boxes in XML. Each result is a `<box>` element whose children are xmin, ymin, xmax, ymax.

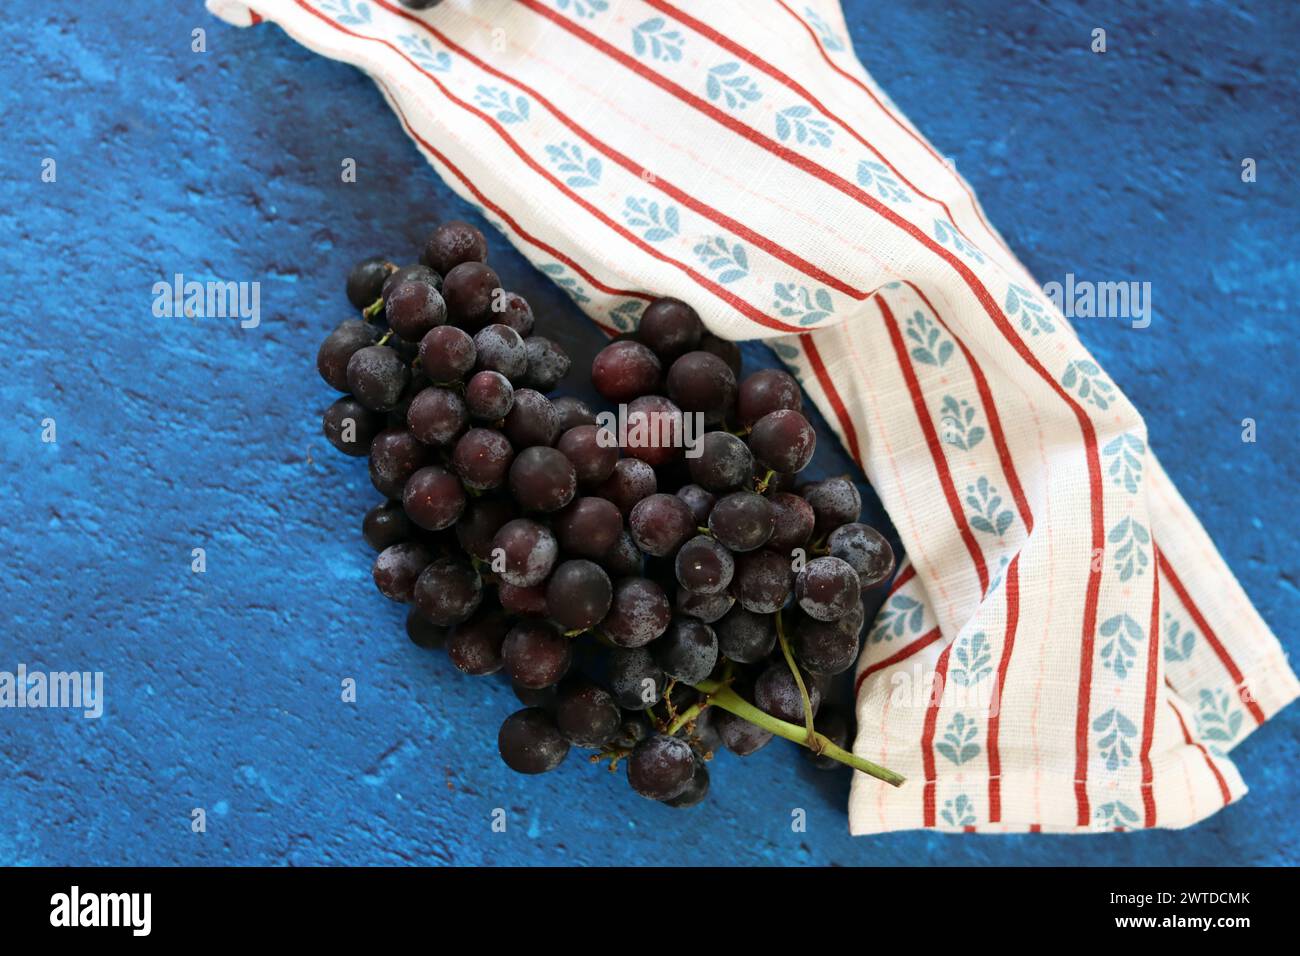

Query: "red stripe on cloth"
<box><xmin>644</xmin><ymin>0</ymin><xmax>984</xmax><ymax>252</ymax></box>
<box><xmin>878</xmin><ymin>297</ymin><xmax>989</xmax><ymax>594</ymax></box>
<box><xmin>1137</xmin><ymin>551</ymin><xmax>1163</xmax><ymax>827</ymax></box>
<box><xmin>377</xmin><ymin>84</ymin><xmax>646</xmax><ymax>310</ymax></box>
<box><xmin>1157</xmin><ymin>550</ymin><xmax>1266</xmax><ymax>726</ymax></box>
<box><xmin>799</xmin><ymin>336</ymin><xmax>864</xmax><ymax>463</ymax></box>
<box><xmin>768</xmin><ymin>0</ymin><xmax>1020</xmax><ymax>266</ymax></box>
<box><xmin>297</xmin><ymin>0</ymin><xmax>805</xmax><ymax>334</ymax></box>
<box><xmin>1166</xmin><ymin>694</ymin><xmax>1232</xmax><ymax>807</ymax></box>
<box><xmin>887</xmin><ymin>564</ymin><xmax>916</xmax><ymax>596</ymax></box>
<box><xmin>985</xmin><ymin>555</ymin><xmax>1020</xmax><ymax>823</ymax></box>
<box><xmin>854</xmin><ymin>626</ymin><xmax>943</xmax><ymax>696</ymax></box>
<box><xmin>921</xmin><ymin>643</ymin><xmax>955</xmax><ymax>827</ymax></box>
<box><xmin>249</xmin><ymin>9</ymin><xmax>263</xmax><ymax>25</ymax></box>
<box><xmin>369</xmin><ymin>0</ymin><xmax>869</xmax><ymax>301</ymax></box>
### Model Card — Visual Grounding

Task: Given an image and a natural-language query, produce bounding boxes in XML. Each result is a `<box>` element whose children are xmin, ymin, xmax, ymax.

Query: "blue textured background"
<box><xmin>1</xmin><ymin>0</ymin><xmax>1295</xmax><ymax>866</ymax></box>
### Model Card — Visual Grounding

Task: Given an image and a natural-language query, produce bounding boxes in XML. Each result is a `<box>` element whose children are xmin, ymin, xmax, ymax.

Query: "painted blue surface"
<box><xmin>0</xmin><ymin>0</ymin><xmax>1295</xmax><ymax>866</ymax></box>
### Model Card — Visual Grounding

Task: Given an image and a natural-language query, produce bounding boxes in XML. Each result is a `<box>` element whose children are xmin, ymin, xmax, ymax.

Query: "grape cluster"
<box><xmin>319</xmin><ymin>223</ymin><xmax>896</xmax><ymax>808</ymax></box>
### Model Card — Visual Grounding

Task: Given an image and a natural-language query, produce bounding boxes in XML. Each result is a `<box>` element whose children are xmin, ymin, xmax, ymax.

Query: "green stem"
<box><xmin>376</xmin><ymin>330</ymin><xmax>394</xmax><ymax>347</ymax></box>
<box><xmin>774</xmin><ymin>610</ymin><xmax>816</xmax><ymax>744</ymax></box>
<box><xmin>754</xmin><ymin>468</ymin><xmax>776</xmax><ymax>494</ymax></box>
<box><xmin>363</xmin><ymin>297</ymin><xmax>385</xmax><ymax>320</ymax></box>
<box><xmin>691</xmin><ymin>679</ymin><xmax>905</xmax><ymax>787</ymax></box>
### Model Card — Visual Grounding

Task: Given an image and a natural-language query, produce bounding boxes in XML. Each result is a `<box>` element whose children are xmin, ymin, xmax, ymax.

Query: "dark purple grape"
<box><xmin>503</xmin><ymin>622</ymin><xmax>573</xmax><ymax>689</ymax></box>
<box><xmin>448</xmin><ymin>615</ymin><xmax>507</xmax><ymax>675</ymax></box>
<box><xmin>621</xmin><ymin>394</ymin><xmax>684</xmax><ymax>468</ymax></box>
<box><xmin>555</xmin><ymin>680</ymin><xmax>621</xmax><ymax>748</ymax></box>
<box><xmin>636</xmin><ymin>297</ymin><xmax>703</xmax><ymax>362</ymax></box>
<box><xmin>793</xmin><ymin>602</ymin><xmax>864</xmax><ymax>676</ymax></box>
<box><xmin>734</xmin><ymin>548</ymin><xmax>794</xmax><ymax>613</ymax></box>
<box><xmin>422</xmin><ymin>220</ymin><xmax>487</xmax><ymax>275</ymax></box>
<box><xmin>498</xmin><ymin>707</ymin><xmax>569</xmax><ymax>774</ymax></box>
<box><xmin>717</xmin><ymin>709</ymin><xmax>773</xmax><ymax>756</ymax></box>
<box><xmin>690</xmin><ymin>708</ymin><xmax>723</xmax><ymax>758</ymax></box>
<box><xmin>491</xmin><ymin>518</ymin><xmax>558</xmax><ymax>587</ymax></box>
<box><xmin>717</xmin><ymin>605</ymin><xmax>776</xmax><ymax>663</ymax></box>
<box><xmin>737</xmin><ymin>368</ymin><xmax>802</xmax><ymax>430</ymax></box>
<box><xmin>419</xmin><ymin>325</ymin><xmax>476</xmax><ymax>383</ymax></box>
<box><xmin>699</xmin><ymin>333</ymin><xmax>741</xmax><ymax>377</ymax></box>
<box><xmin>754</xmin><ymin>663</ymin><xmax>821</xmax><ymax>724</ymax></box>
<box><xmin>750</xmin><ymin>409</ymin><xmax>816</xmax><ymax>474</ymax></box>
<box><xmin>802</xmin><ymin>477</ymin><xmax>862</xmax><ymax>538</ymax></box>
<box><xmin>495</xmin><ymin>291</ymin><xmax>535</xmax><ymax>337</ymax></box>
<box><xmin>828</xmin><ymin>523</ymin><xmax>896</xmax><ymax>589</ymax></box>
<box><xmin>611</xmin><ymin>714</ymin><xmax>651</xmax><ymax>751</ymax></box>
<box><xmin>687</xmin><ymin>431</ymin><xmax>753</xmax><ymax>492</ymax></box>
<box><xmin>663</xmin><ymin>755</ymin><xmax>709</xmax><ymax>808</ymax></box>
<box><xmin>372</xmin><ymin>542</ymin><xmax>432</xmax><ymax>603</ymax></box>
<box><xmin>807</xmin><ymin>705</ymin><xmax>851</xmax><ymax>770</ymax></box>
<box><xmin>405</xmin><ymin>606</ymin><xmax>448</xmax><ymax>650</ymax></box>
<box><xmin>591</xmin><ymin>340</ymin><xmax>661</xmax><ymax>402</ymax></box>
<box><xmin>545</xmin><ymin>559</ymin><xmax>612</xmax><ymax>631</ymax></box>
<box><xmin>601</xmin><ymin>577</ymin><xmax>671</xmax><ymax>648</ymax></box>
<box><xmin>557</xmin><ymin>425</ymin><xmax>619</xmax><ymax>486</ymax></box>
<box><xmin>628</xmin><ymin>493</ymin><xmax>696</xmax><ymax>557</ymax></box>
<box><xmin>795</xmin><ymin>556</ymin><xmax>861</xmax><ymax>622</ymax></box>
<box><xmin>676</xmin><ymin>484</ymin><xmax>716</xmax><ymax>525</ymax></box>
<box><xmin>402</xmin><ymin>465</ymin><xmax>466</xmax><ymax>531</ymax></box>
<box><xmin>323</xmin><ymin>396</ymin><xmax>385</xmax><ymax>457</ymax></box>
<box><xmin>451</xmin><ymin>427</ymin><xmax>514</xmax><ymax>491</ymax></box>
<box><xmin>454</xmin><ymin>497</ymin><xmax>515</xmax><ymax>560</ymax></box>
<box><xmin>317</xmin><ymin>319</ymin><xmax>379</xmax><ymax>391</ymax></box>
<box><xmin>601</xmin><ymin>531</ymin><xmax>643</xmax><ymax>577</ymax></box>
<box><xmin>442</xmin><ymin>261</ymin><xmax>501</xmax><ymax>330</ymax></box>
<box><xmin>385</xmin><ymin>279</ymin><xmax>447</xmax><ymax>342</ymax></box>
<box><xmin>675</xmin><ymin>588</ymin><xmax>734</xmax><ymax>623</ymax></box>
<box><xmin>553</xmin><ymin>497</ymin><xmax>623</xmax><ymax>559</ymax></box>
<box><xmin>651</xmin><ymin>618</ymin><xmax>718</xmax><ymax>683</ymax></box>
<box><xmin>674</xmin><ymin>534</ymin><xmax>735</xmax><ymax>595</ymax></box>
<box><xmin>464</xmin><ymin>370</ymin><xmax>514</xmax><ymax>421</ymax></box>
<box><xmin>513</xmin><ymin>681</ymin><xmax>557</xmax><ymax>709</ymax></box>
<box><xmin>346</xmin><ymin>256</ymin><xmax>394</xmax><ymax>309</ymax></box>
<box><xmin>607</xmin><ymin>647</ymin><xmax>664</xmax><ymax>710</ymax></box>
<box><xmin>502</xmin><ymin>389</ymin><xmax>559</xmax><ymax>447</ymax></box>
<box><xmin>347</xmin><ymin>345</ymin><xmax>410</xmax><ymax>412</ymax></box>
<box><xmin>509</xmin><ymin>446</ymin><xmax>577</xmax><ymax>512</ymax></box>
<box><xmin>594</xmin><ymin>458</ymin><xmax>656</xmax><ymax>516</ymax></box>
<box><xmin>708</xmin><ymin>491</ymin><xmax>774</xmax><ymax>552</ymax></box>
<box><xmin>369</xmin><ymin>427</ymin><xmax>434</xmax><ymax>499</ymax></box>
<box><xmin>406</xmin><ymin>387</ymin><xmax>467</xmax><ymax>446</ymax></box>
<box><xmin>498</xmin><ymin>581</ymin><xmax>549</xmax><ymax>617</ymax></box>
<box><xmin>767</xmin><ymin>493</ymin><xmax>816</xmax><ymax>554</ymax></box>
<box><xmin>666</xmin><ymin>350</ymin><xmax>736</xmax><ymax>416</ymax></box>
<box><xmin>413</xmin><ymin>557</ymin><xmax>482</xmax><ymax>625</ymax></box>
<box><xmin>552</xmin><ymin>395</ymin><xmax>596</xmax><ymax>431</ymax></box>
<box><xmin>363</xmin><ymin>500</ymin><xmax>411</xmax><ymax>551</ymax></box>
<box><xmin>473</xmin><ymin>324</ymin><xmax>528</xmax><ymax>380</ymax></box>
<box><xmin>520</xmin><ymin>336</ymin><xmax>571</xmax><ymax>392</ymax></box>
<box><xmin>627</xmin><ymin>735</ymin><xmax>695</xmax><ymax>800</ymax></box>
<box><xmin>383</xmin><ymin>263</ymin><xmax>440</xmax><ymax>300</ymax></box>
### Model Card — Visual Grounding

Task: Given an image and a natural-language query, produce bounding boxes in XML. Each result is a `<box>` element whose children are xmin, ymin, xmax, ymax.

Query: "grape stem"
<box><xmin>363</xmin><ymin>297</ymin><xmax>384</xmax><ymax>320</ymax></box>
<box><xmin>773</xmin><ymin>610</ymin><xmax>817</xmax><ymax>745</ymax></box>
<box><xmin>754</xmin><ymin>468</ymin><xmax>777</xmax><ymax>494</ymax></box>
<box><xmin>688</xmin><ymin>678</ymin><xmax>906</xmax><ymax>787</ymax></box>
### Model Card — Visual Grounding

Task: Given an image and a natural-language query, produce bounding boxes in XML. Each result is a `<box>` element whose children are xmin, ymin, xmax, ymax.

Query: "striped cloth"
<box><xmin>209</xmin><ymin>0</ymin><xmax>1298</xmax><ymax>833</ymax></box>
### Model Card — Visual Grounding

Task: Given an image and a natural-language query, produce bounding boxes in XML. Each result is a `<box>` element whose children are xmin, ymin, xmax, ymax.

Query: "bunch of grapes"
<box><xmin>317</xmin><ymin>221</ymin><xmax>902</xmax><ymax>808</ymax></box>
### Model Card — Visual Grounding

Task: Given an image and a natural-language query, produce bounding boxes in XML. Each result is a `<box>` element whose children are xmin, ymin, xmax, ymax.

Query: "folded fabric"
<box><xmin>208</xmin><ymin>0</ymin><xmax>1298</xmax><ymax>832</ymax></box>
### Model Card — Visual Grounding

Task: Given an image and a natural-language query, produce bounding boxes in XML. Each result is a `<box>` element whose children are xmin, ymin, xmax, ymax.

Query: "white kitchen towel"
<box><xmin>208</xmin><ymin>0</ymin><xmax>1298</xmax><ymax>832</ymax></box>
